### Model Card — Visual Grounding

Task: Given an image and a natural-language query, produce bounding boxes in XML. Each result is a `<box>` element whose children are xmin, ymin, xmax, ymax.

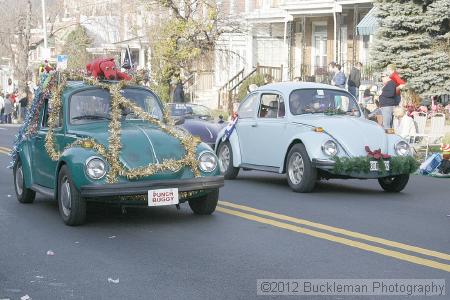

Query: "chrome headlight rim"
<box><xmin>322</xmin><ymin>140</ymin><xmax>339</xmax><ymax>156</ymax></box>
<box><xmin>198</xmin><ymin>151</ymin><xmax>218</xmax><ymax>173</ymax></box>
<box><xmin>84</xmin><ymin>156</ymin><xmax>107</xmax><ymax>180</ymax></box>
<box><xmin>394</xmin><ymin>140</ymin><xmax>411</xmax><ymax>157</ymax></box>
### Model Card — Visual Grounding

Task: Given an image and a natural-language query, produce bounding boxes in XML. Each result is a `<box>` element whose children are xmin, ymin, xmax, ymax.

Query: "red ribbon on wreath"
<box><xmin>365</xmin><ymin>146</ymin><xmax>391</xmax><ymax>160</ymax></box>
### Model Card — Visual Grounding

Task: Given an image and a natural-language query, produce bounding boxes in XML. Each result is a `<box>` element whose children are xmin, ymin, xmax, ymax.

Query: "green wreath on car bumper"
<box><xmin>331</xmin><ymin>156</ymin><xmax>419</xmax><ymax>175</ymax></box>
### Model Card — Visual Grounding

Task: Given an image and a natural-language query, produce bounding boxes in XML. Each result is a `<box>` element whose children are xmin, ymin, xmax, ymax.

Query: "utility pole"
<box><xmin>42</xmin><ymin>0</ymin><xmax>48</xmax><ymax>53</ymax></box>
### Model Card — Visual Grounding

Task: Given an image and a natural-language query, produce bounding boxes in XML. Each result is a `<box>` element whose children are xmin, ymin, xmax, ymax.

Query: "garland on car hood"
<box><xmin>332</xmin><ymin>156</ymin><xmax>419</xmax><ymax>175</ymax></box>
<box><xmin>11</xmin><ymin>72</ymin><xmax>202</xmax><ymax>183</ymax></box>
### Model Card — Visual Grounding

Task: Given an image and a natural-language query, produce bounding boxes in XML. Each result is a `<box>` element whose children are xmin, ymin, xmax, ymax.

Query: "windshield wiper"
<box><xmin>72</xmin><ymin>115</ymin><xmax>111</xmax><ymax>121</ymax></box>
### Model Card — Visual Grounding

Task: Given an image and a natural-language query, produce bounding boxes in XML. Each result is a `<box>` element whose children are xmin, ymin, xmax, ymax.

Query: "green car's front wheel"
<box><xmin>188</xmin><ymin>189</ymin><xmax>219</xmax><ymax>215</ymax></box>
<box><xmin>58</xmin><ymin>165</ymin><xmax>87</xmax><ymax>226</ymax></box>
<box><xmin>14</xmin><ymin>159</ymin><xmax>36</xmax><ymax>204</ymax></box>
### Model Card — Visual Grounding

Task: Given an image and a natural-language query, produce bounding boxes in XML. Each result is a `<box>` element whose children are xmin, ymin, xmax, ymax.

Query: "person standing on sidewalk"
<box><xmin>327</xmin><ymin>62</ymin><xmax>336</xmax><ymax>84</ymax></box>
<box><xmin>19</xmin><ymin>93</ymin><xmax>29</xmax><ymax>122</ymax></box>
<box><xmin>0</xmin><ymin>93</ymin><xmax>5</xmax><ymax>124</ymax></box>
<box><xmin>348</xmin><ymin>62</ymin><xmax>362</xmax><ymax>100</ymax></box>
<box><xmin>173</xmin><ymin>79</ymin><xmax>185</xmax><ymax>103</ymax></box>
<box><xmin>332</xmin><ymin>64</ymin><xmax>346</xmax><ymax>89</ymax></box>
<box><xmin>3</xmin><ymin>95</ymin><xmax>14</xmax><ymax>124</ymax></box>
<box><xmin>379</xmin><ymin>72</ymin><xmax>397</xmax><ymax>128</ymax></box>
<box><xmin>386</xmin><ymin>64</ymin><xmax>405</xmax><ymax>105</ymax></box>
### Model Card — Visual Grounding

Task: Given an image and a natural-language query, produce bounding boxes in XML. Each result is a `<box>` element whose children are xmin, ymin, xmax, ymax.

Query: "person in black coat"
<box><xmin>173</xmin><ymin>81</ymin><xmax>185</xmax><ymax>103</ymax></box>
<box><xmin>379</xmin><ymin>72</ymin><xmax>397</xmax><ymax>128</ymax></box>
<box><xmin>348</xmin><ymin>62</ymin><xmax>362</xmax><ymax>99</ymax></box>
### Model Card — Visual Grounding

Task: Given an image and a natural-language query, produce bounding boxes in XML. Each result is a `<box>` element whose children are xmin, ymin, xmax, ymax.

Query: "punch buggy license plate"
<box><xmin>370</xmin><ymin>160</ymin><xmax>390</xmax><ymax>172</ymax></box>
<box><xmin>148</xmin><ymin>188</ymin><xmax>179</xmax><ymax>206</ymax></box>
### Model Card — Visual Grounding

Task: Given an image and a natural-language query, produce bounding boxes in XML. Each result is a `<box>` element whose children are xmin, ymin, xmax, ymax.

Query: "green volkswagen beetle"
<box><xmin>12</xmin><ymin>79</ymin><xmax>224</xmax><ymax>226</ymax></box>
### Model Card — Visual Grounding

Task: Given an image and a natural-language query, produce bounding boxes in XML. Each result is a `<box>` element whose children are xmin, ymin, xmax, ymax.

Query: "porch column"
<box><xmin>138</xmin><ymin>48</ymin><xmax>144</xmax><ymax>69</ymax></box>
<box><xmin>245</xmin><ymin>0</ymin><xmax>250</xmax><ymax>13</ymax></box>
<box><xmin>246</xmin><ymin>25</ymin><xmax>253</xmax><ymax>71</ymax></box>
<box><xmin>333</xmin><ymin>3</ymin><xmax>342</xmax><ymax>63</ymax></box>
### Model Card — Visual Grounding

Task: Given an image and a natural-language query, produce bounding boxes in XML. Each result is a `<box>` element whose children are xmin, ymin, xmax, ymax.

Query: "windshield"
<box><xmin>69</xmin><ymin>88</ymin><xmax>163</xmax><ymax>124</ymax></box>
<box><xmin>168</xmin><ymin>103</ymin><xmax>212</xmax><ymax>118</ymax></box>
<box><xmin>289</xmin><ymin>89</ymin><xmax>361</xmax><ymax>117</ymax></box>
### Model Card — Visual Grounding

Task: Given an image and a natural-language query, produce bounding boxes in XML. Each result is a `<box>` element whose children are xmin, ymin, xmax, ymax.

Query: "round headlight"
<box><xmin>395</xmin><ymin>140</ymin><xmax>410</xmax><ymax>156</ymax></box>
<box><xmin>198</xmin><ymin>151</ymin><xmax>217</xmax><ymax>173</ymax></box>
<box><xmin>322</xmin><ymin>140</ymin><xmax>338</xmax><ymax>156</ymax></box>
<box><xmin>85</xmin><ymin>157</ymin><xmax>107</xmax><ymax>179</ymax></box>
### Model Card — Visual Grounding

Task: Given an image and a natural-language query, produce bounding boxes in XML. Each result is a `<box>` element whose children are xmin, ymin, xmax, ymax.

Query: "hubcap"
<box><xmin>382</xmin><ymin>177</ymin><xmax>395</xmax><ymax>184</ymax></box>
<box><xmin>218</xmin><ymin>145</ymin><xmax>230</xmax><ymax>173</ymax></box>
<box><xmin>15</xmin><ymin>165</ymin><xmax>23</xmax><ymax>196</ymax></box>
<box><xmin>60</xmin><ymin>176</ymin><xmax>71</xmax><ymax>216</ymax></box>
<box><xmin>288</xmin><ymin>152</ymin><xmax>304</xmax><ymax>185</ymax></box>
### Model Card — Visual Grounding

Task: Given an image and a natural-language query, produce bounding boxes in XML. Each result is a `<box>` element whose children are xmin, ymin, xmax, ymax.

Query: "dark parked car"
<box><xmin>168</xmin><ymin>103</ymin><xmax>226</xmax><ymax>149</ymax></box>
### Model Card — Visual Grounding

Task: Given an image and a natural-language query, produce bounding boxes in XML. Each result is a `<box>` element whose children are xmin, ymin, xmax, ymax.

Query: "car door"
<box><xmin>31</xmin><ymin>99</ymin><xmax>64</xmax><ymax>188</ymax></box>
<box><xmin>251</xmin><ymin>93</ymin><xmax>287</xmax><ymax>167</ymax></box>
<box><xmin>235</xmin><ymin>93</ymin><xmax>260</xmax><ymax>164</ymax></box>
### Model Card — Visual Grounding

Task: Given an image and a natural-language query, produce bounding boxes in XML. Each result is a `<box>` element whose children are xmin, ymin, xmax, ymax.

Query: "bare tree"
<box><xmin>0</xmin><ymin>0</ymin><xmax>69</xmax><ymax>92</ymax></box>
<box><xmin>143</xmin><ymin>0</ymin><xmax>242</xmax><ymax>101</ymax></box>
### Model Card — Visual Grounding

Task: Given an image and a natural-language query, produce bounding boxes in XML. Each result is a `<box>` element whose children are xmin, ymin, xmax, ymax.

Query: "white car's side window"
<box><xmin>238</xmin><ymin>93</ymin><xmax>259</xmax><ymax>118</ymax></box>
<box><xmin>258</xmin><ymin>94</ymin><xmax>285</xmax><ymax>119</ymax></box>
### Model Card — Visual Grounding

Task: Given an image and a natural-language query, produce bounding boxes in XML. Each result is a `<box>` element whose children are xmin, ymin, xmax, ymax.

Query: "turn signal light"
<box><xmin>385</xmin><ymin>128</ymin><xmax>395</xmax><ymax>134</ymax></box>
<box><xmin>313</xmin><ymin>127</ymin><xmax>324</xmax><ymax>133</ymax></box>
<box><xmin>81</xmin><ymin>140</ymin><xmax>94</xmax><ymax>148</ymax></box>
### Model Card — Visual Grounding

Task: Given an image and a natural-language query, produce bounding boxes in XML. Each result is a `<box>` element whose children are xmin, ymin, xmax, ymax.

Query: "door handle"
<box><xmin>251</xmin><ymin>123</ymin><xmax>257</xmax><ymax>127</ymax></box>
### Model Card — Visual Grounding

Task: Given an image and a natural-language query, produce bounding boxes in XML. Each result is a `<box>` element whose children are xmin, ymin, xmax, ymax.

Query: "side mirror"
<box><xmin>174</xmin><ymin>116</ymin><xmax>185</xmax><ymax>125</ymax></box>
<box><xmin>218</xmin><ymin>115</ymin><xmax>224</xmax><ymax>124</ymax></box>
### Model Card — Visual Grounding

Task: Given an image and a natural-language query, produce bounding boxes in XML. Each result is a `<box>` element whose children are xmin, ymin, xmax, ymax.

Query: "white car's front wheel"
<box><xmin>286</xmin><ymin>144</ymin><xmax>317</xmax><ymax>193</ymax></box>
<box><xmin>217</xmin><ymin>141</ymin><xmax>239</xmax><ymax>179</ymax></box>
<box><xmin>378</xmin><ymin>175</ymin><xmax>409</xmax><ymax>192</ymax></box>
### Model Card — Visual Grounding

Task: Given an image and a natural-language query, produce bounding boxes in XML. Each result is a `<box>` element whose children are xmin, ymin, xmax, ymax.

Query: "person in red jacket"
<box><xmin>386</xmin><ymin>64</ymin><xmax>405</xmax><ymax>105</ymax></box>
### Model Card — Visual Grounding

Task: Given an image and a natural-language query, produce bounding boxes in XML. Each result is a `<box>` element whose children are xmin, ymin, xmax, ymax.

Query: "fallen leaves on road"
<box><xmin>46</xmin><ymin>250</ymin><xmax>55</xmax><ymax>256</ymax></box>
<box><xmin>108</xmin><ymin>236</ymin><xmax>116</xmax><ymax>239</ymax></box>
<box><xmin>107</xmin><ymin>278</ymin><xmax>119</xmax><ymax>284</ymax></box>
<box><xmin>20</xmin><ymin>295</ymin><xmax>31</xmax><ymax>300</ymax></box>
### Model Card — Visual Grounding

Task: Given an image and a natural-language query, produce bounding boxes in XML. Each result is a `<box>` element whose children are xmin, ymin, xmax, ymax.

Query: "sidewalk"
<box><xmin>0</xmin><ymin>123</ymin><xmax>22</xmax><ymax>128</ymax></box>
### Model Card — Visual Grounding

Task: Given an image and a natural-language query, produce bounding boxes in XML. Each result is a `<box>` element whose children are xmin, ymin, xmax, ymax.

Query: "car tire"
<box><xmin>286</xmin><ymin>143</ymin><xmax>317</xmax><ymax>193</ymax></box>
<box><xmin>217</xmin><ymin>141</ymin><xmax>239</xmax><ymax>179</ymax></box>
<box><xmin>188</xmin><ymin>189</ymin><xmax>219</xmax><ymax>215</ymax></box>
<box><xmin>378</xmin><ymin>175</ymin><xmax>409</xmax><ymax>193</ymax></box>
<box><xmin>58</xmin><ymin>165</ymin><xmax>87</xmax><ymax>226</ymax></box>
<box><xmin>13</xmin><ymin>159</ymin><xmax>36</xmax><ymax>203</ymax></box>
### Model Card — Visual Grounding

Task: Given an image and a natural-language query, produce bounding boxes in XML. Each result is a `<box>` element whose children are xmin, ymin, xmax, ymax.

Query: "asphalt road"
<box><xmin>1</xmin><ymin>124</ymin><xmax>449</xmax><ymax>300</ymax></box>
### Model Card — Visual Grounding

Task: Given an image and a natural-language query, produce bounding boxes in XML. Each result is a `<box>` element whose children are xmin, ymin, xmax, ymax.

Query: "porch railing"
<box><xmin>297</xmin><ymin>63</ymin><xmax>376</xmax><ymax>84</ymax></box>
<box><xmin>218</xmin><ymin>63</ymin><xmax>283</xmax><ymax>113</ymax></box>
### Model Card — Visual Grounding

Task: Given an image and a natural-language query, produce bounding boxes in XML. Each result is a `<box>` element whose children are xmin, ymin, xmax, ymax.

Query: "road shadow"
<box><xmin>32</xmin><ymin>195</ymin><xmax>217</xmax><ymax>227</ymax></box>
<box><xmin>232</xmin><ymin>171</ymin><xmax>410</xmax><ymax>198</ymax></box>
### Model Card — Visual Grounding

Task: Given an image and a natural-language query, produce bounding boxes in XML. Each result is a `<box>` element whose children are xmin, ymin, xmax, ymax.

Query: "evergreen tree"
<box><xmin>371</xmin><ymin>0</ymin><xmax>450</xmax><ymax>99</ymax></box>
<box><xmin>62</xmin><ymin>25</ymin><xmax>92</xmax><ymax>70</ymax></box>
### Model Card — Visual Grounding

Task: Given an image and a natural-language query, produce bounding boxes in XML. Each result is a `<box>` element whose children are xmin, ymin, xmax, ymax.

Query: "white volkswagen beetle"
<box><xmin>215</xmin><ymin>82</ymin><xmax>417</xmax><ymax>193</ymax></box>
